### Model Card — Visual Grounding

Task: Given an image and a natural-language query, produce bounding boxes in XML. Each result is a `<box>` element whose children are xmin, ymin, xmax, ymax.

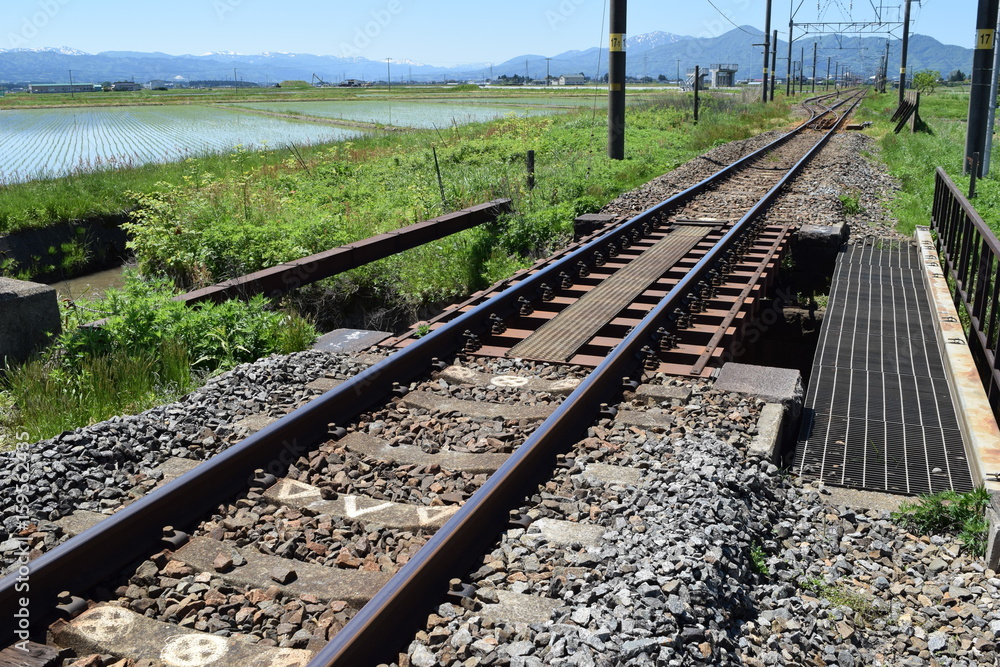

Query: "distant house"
<box><xmin>147</xmin><ymin>79</ymin><xmax>169</xmax><ymax>90</ymax></box>
<box><xmin>111</xmin><ymin>81</ymin><xmax>142</xmax><ymax>92</ymax></box>
<box><xmin>28</xmin><ymin>83</ymin><xmax>101</xmax><ymax>94</ymax></box>
<box><xmin>559</xmin><ymin>74</ymin><xmax>587</xmax><ymax>86</ymax></box>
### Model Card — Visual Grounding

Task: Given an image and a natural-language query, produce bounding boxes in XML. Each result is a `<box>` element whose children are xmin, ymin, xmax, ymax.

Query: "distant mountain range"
<box><xmin>0</xmin><ymin>28</ymin><xmax>973</xmax><ymax>86</ymax></box>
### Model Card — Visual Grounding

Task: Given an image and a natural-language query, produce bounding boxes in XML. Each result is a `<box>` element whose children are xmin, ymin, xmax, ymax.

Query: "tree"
<box><xmin>658</xmin><ymin>74</ymin><xmax>667</xmax><ymax>81</ymax></box>
<box><xmin>912</xmin><ymin>69</ymin><xmax>941</xmax><ymax>94</ymax></box>
<box><xmin>948</xmin><ymin>70</ymin><xmax>966</xmax><ymax>82</ymax></box>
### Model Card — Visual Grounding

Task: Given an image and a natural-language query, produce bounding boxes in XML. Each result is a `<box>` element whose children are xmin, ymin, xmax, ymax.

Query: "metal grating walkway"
<box><xmin>795</xmin><ymin>241</ymin><xmax>974</xmax><ymax>495</ymax></box>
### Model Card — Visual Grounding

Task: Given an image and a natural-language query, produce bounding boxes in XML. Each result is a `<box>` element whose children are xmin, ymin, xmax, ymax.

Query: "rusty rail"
<box><xmin>931</xmin><ymin>167</ymin><xmax>1000</xmax><ymax>422</ymax></box>
<box><xmin>179</xmin><ymin>199</ymin><xmax>512</xmax><ymax>304</ymax></box>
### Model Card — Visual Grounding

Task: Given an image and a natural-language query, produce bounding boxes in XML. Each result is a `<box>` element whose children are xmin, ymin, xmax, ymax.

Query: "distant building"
<box><xmin>147</xmin><ymin>79</ymin><xmax>169</xmax><ymax>90</ymax></box>
<box><xmin>338</xmin><ymin>79</ymin><xmax>368</xmax><ymax>87</ymax></box>
<box><xmin>28</xmin><ymin>83</ymin><xmax>100</xmax><ymax>94</ymax></box>
<box><xmin>559</xmin><ymin>74</ymin><xmax>587</xmax><ymax>86</ymax></box>
<box><xmin>111</xmin><ymin>81</ymin><xmax>143</xmax><ymax>91</ymax></box>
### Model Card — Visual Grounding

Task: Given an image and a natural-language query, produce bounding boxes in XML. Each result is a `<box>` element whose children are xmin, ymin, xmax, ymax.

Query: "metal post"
<box><xmin>899</xmin><ymin>0</ymin><xmax>912</xmax><ymax>104</ymax></box>
<box><xmin>983</xmin><ymin>7</ymin><xmax>1000</xmax><ymax>175</ymax></box>
<box><xmin>786</xmin><ymin>6</ymin><xmax>794</xmax><ymax>96</ymax></box>
<box><xmin>770</xmin><ymin>30</ymin><xmax>778</xmax><ymax>101</ymax></box>
<box><xmin>799</xmin><ymin>46</ymin><xmax>804</xmax><ymax>94</ymax></box>
<box><xmin>694</xmin><ymin>65</ymin><xmax>700</xmax><ymax>123</ymax></box>
<box><xmin>811</xmin><ymin>42</ymin><xmax>817</xmax><ymax>93</ymax></box>
<box><xmin>966</xmin><ymin>0</ymin><xmax>1000</xmax><ymax>176</ymax></box>
<box><xmin>826</xmin><ymin>56</ymin><xmax>831</xmax><ymax>91</ymax></box>
<box><xmin>883</xmin><ymin>39</ymin><xmax>891</xmax><ymax>93</ymax></box>
<box><xmin>608</xmin><ymin>0</ymin><xmax>626</xmax><ymax>159</ymax></box>
<box><xmin>763</xmin><ymin>0</ymin><xmax>772</xmax><ymax>102</ymax></box>
<box><xmin>971</xmin><ymin>152</ymin><xmax>980</xmax><ymax>197</ymax></box>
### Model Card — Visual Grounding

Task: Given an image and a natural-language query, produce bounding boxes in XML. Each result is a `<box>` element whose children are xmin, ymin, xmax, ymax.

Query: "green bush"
<box><xmin>1</xmin><ymin>273</ymin><xmax>317</xmax><ymax>445</ymax></box>
<box><xmin>892</xmin><ymin>487</ymin><xmax>991</xmax><ymax>557</ymax></box>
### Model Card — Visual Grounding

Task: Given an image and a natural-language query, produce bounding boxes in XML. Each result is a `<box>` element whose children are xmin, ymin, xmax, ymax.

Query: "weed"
<box><xmin>800</xmin><ymin>577</ymin><xmax>879</xmax><ymax>625</ymax></box>
<box><xmin>414</xmin><ymin>323</ymin><xmax>431</xmax><ymax>338</ymax></box>
<box><xmin>891</xmin><ymin>487</ymin><xmax>991</xmax><ymax>557</ymax></box>
<box><xmin>839</xmin><ymin>192</ymin><xmax>863</xmax><ymax>216</ymax></box>
<box><xmin>750</xmin><ymin>543</ymin><xmax>769</xmax><ymax>576</ymax></box>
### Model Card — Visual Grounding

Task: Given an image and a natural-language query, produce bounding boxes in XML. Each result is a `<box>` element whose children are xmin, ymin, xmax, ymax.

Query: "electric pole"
<box><xmin>899</xmin><ymin>0</ymin><xmax>912</xmax><ymax>104</ymax></box>
<box><xmin>762</xmin><ymin>0</ymin><xmax>772</xmax><ymax>102</ymax></box>
<box><xmin>770</xmin><ymin>30</ymin><xmax>778</xmax><ymax>101</ymax></box>
<box><xmin>676</xmin><ymin>59</ymin><xmax>680</xmax><ymax>87</ymax></box>
<box><xmin>786</xmin><ymin>1</ymin><xmax>794</xmax><ymax>96</ymax></box>
<box><xmin>811</xmin><ymin>42</ymin><xmax>817</xmax><ymax>93</ymax></box>
<box><xmin>608</xmin><ymin>0</ymin><xmax>626</xmax><ymax>159</ymax></box>
<box><xmin>965</xmin><ymin>0</ymin><xmax>1000</xmax><ymax>176</ymax></box>
<box><xmin>826</xmin><ymin>56</ymin><xmax>831</xmax><ymax>91</ymax></box>
<box><xmin>68</xmin><ymin>69</ymin><xmax>74</xmax><ymax>98</ymax></box>
<box><xmin>799</xmin><ymin>46</ymin><xmax>804</xmax><ymax>93</ymax></box>
<box><xmin>546</xmin><ymin>58</ymin><xmax>552</xmax><ymax>86</ymax></box>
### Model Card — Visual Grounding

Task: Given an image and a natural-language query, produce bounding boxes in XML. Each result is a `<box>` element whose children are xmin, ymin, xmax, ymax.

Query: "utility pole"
<box><xmin>68</xmin><ymin>69</ymin><xmax>74</xmax><ymax>98</ymax></box>
<box><xmin>882</xmin><ymin>39</ymin><xmax>891</xmax><ymax>92</ymax></box>
<box><xmin>676</xmin><ymin>59</ymin><xmax>680</xmax><ymax>87</ymax></box>
<box><xmin>966</xmin><ymin>0</ymin><xmax>1000</xmax><ymax>176</ymax></box>
<box><xmin>546</xmin><ymin>57</ymin><xmax>552</xmax><ymax>86</ymax></box>
<box><xmin>786</xmin><ymin>1</ymin><xmax>794</xmax><ymax>96</ymax></box>
<box><xmin>762</xmin><ymin>0</ymin><xmax>772</xmax><ymax>102</ymax></box>
<box><xmin>608</xmin><ymin>0</ymin><xmax>626</xmax><ymax>159</ymax></box>
<box><xmin>811</xmin><ymin>42</ymin><xmax>817</xmax><ymax>93</ymax></box>
<box><xmin>984</xmin><ymin>7</ymin><xmax>1000</xmax><ymax>173</ymax></box>
<box><xmin>694</xmin><ymin>65</ymin><xmax>700</xmax><ymax>123</ymax></box>
<box><xmin>525</xmin><ymin>59</ymin><xmax>529</xmax><ymax>82</ymax></box>
<box><xmin>799</xmin><ymin>46</ymin><xmax>804</xmax><ymax>93</ymax></box>
<box><xmin>234</xmin><ymin>68</ymin><xmax>238</xmax><ymax>87</ymax></box>
<box><xmin>770</xmin><ymin>30</ymin><xmax>778</xmax><ymax>101</ymax></box>
<box><xmin>899</xmin><ymin>0</ymin><xmax>912</xmax><ymax>104</ymax></box>
<box><xmin>386</xmin><ymin>58</ymin><xmax>391</xmax><ymax>89</ymax></box>
<box><xmin>826</xmin><ymin>56</ymin><xmax>831</xmax><ymax>91</ymax></box>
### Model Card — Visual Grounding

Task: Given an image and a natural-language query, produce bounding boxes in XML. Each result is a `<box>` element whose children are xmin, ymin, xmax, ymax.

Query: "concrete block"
<box><xmin>750</xmin><ymin>403</ymin><xmax>785</xmax><ymax>462</ymax></box>
<box><xmin>714</xmin><ymin>363</ymin><xmax>804</xmax><ymax>422</ymax></box>
<box><xmin>797</xmin><ymin>223</ymin><xmax>849</xmax><ymax>248</ymax></box>
<box><xmin>0</xmin><ymin>277</ymin><xmax>60</xmax><ymax>366</ymax></box>
<box><xmin>987</xmin><ymin>492</ymin><xmax>1000</xmax><ymax>572</ymax></box>
<box><xmin>312</xmin><ymin>328</ymin><xmax>391</xmax><ymax>355</ymax></box>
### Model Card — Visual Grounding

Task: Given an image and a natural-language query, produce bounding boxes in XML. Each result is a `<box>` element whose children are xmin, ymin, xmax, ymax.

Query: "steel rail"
<box><xmin>0</xmin><ymin>90</ymin><xmax>860</xmax><ymax>650</ymax></box>
<box><xmin>308</xmin><ymin>90</ymin><xmax>866</xmax><ymax>666</ymax></box>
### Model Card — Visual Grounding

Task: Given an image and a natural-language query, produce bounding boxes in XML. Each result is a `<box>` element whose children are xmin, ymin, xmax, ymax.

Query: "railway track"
<box><xmin>0</xmin><ymin>89</ymin><xmax>863</xmax><ymax>667</ymax></box>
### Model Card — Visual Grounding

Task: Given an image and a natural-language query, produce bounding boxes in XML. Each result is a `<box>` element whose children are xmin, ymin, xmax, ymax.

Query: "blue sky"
<box><xmin>2</xmin><ymin>0</ymin><xmax>977</xmax><ymax>64</ymax></box>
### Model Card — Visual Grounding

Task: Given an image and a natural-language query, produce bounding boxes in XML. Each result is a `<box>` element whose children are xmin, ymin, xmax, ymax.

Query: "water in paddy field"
<box><xmin>48</xmin><ymin>265</ymin><xmax>126</xmax><ymax>301</ymax></box>
<box><xmin>0</xmin><ymin>105</ymin><xmax>362</xmax><ymax>183</ymax></box>
<box><xmin>229</xmin><ymin>100</ymin><xmax>564</xmax><ymax>128</ymax></box>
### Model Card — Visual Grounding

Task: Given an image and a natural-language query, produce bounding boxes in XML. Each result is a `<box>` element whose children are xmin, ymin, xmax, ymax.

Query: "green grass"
<box><xmin>891</xmin><ymin>487</ymin><xmax>991</xmax><ymax>557</ymax></box>
<box><xmin>749</xmin><ymin>542</ymin><xmax>769</xmax><ymax>576</ymax></box>
<box><xmin>0</xmin><ymin>273</ymin><xmax>317</xmax><ymax>447</ymax></box>
<box><xmin>800</xmin><ymin>577</ymin><xmax>879</xmax><ymax>625</ymax></box>
<box><xmin>858</xmin><ymin>91</ymin><xmax>1000</xmax><ymax>237</ymax></box>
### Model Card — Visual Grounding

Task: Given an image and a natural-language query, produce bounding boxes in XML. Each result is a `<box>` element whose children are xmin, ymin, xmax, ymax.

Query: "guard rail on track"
<box><xmin>931</xmin><ymin>167</ymin><xmax>1000</xmax><ymax>422</ymax></box>
<box><xmin>179</xmin><ymin>199</ymin><xmax>513</xmax><ymax>304</ymax></box>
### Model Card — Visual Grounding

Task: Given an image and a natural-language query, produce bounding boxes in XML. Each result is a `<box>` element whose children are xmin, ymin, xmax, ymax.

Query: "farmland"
<box><xmin>229</xmin><ymin>99</ymin><xmax>565</xmax><ymax>128</ymax></box>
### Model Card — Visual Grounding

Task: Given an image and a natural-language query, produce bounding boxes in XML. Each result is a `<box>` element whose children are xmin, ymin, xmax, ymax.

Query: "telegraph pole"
<box><xmin>898</xmin><ymin>0</ymin><xmax>912</xmax><ymax>104</ymax></box>
<box><xmin>811</xmin><ymin>42</ymin><xmax>817</xmax><ymax>93</ymax></box>
<box><xmin>770</xmin><ymin>30</ymin><xmax>778</xmax><ymax>101</ymax></box>
<box><xmin>386</xmin><ymin>58</ymin><xmax>391</xmax><ymax>89</ymax></box>
<box><xmin>965</xmin><ymin>0</ymin><xmax>1000</xmax><ymax>176</ymax></box>
<box><xmin>762</xmin><ymin>0</ymin><xmax>772</xmax><ymax>102</ymax></box>
<box><xmin>786</xmin><ymin>3</ymin><xmax>794</xmax><ymax>96</ymax></box>
<box><xmin>826</xmin><ymin>56</ymin><xmax>831</xmax><ymax>91</ymax></box>
<box><xmin>984</xmin><ymin>8</ymin><xmax>1000</xmax><ymax>173</ymax></box>
<box><xmin>608</xmin><ymin>0</ymin><xmax>626</xmax><ymax>159</ymax></box>
<box><xmin>546</xmin><ymin>58</ymin><xmax>552</xmax><ymax>86</ymax></box>
<box><xmin>68</xmin><ymin>69</ymin><xmax>74</xmax><ymax>98</ymax></box>
<box><xmin>799</xmin><ymin>46</ymin><xmax>804</xmax><ymax>93</ymax></box>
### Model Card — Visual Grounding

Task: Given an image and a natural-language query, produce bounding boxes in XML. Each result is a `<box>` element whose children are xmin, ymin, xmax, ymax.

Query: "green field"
<box><xmin>858</xmin><ymin>90</ymin><xmax>1000</xmax><ymax>236</ymax></box>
